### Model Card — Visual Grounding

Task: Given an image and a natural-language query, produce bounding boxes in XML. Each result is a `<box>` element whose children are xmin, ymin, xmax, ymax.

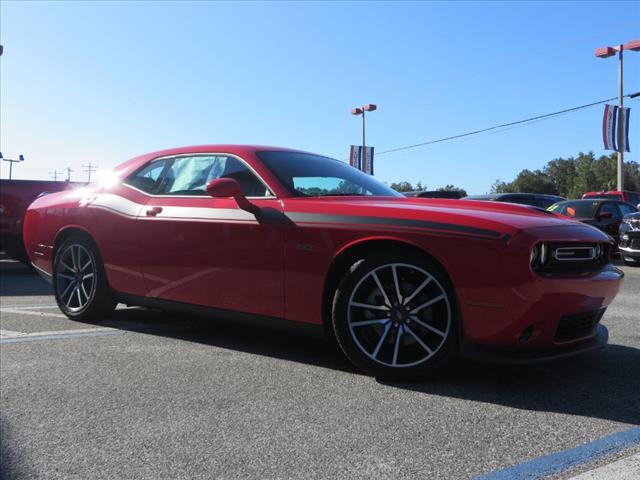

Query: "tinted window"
<box><xmin>550</xmin><ymin>201</ymin><xmax>600</xmax><ymax>218</ymax></box>
<box><xmin>536</xmin><ymin>197</ymin><xmax>557</xmax><ymax>209</ymax></box>
<box><xmin>619</xmin><ymin>203</ymin><xmax>638</xmax><ymax>216</ymax></box>
<box><xmin>125</xmin><ymin>160</ymin><xmax>168</xmax><ymax>193</ymax></box>
<box><xmin>628</xmin><ymin>193</ymin><xmax>640</xmax><ymax>206</ymax></box>
<box><xmin>500</xmin><ymin>195</ymin><xmax>535</xmax><ymax>206</ymax></box>
<box><xmin>257</xmin><ymin>151</ymin><xmax>402</xmax><ymax>197</ymax></box>
<box><xmin>156</xmin><ymin>155</ymin><xmax>270</xmax><ymax>197</ymax></box>
<box><xmin>598</xmin><ymin>202</ymin><xmax>620</xmax><ymax>218</ymax></box>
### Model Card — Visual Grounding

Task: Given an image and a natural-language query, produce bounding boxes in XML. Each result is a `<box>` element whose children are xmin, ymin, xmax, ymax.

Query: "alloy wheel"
<box><xmin>347</xmin><ymin>262</ymin><xmax>452</xmax><ymax>368</ymax></box>
<box><xmin>55</xmin><ymin>243</ymin><xmax>97</xmax><ymax>313</ymax></box>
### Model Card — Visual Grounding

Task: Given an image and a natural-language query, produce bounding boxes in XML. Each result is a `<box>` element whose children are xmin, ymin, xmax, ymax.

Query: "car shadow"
<box><xmin>3</xmin><ymin>257</ymin><xmax>637</xmax><ymax>427</ymax></box>
<box><xmin>79</xmin><ymin>306</ymin><xmax>640</xmax><ymax>426</ymax></box>
<box><xmin>0</xmin><ymin>259</ymin><xmax>51</xmax><ymax>297</ymax></box>
<box><xmin>0</xmin><ymin>417</ymin><xmax>30</xmax><ymax>480</ymax></box>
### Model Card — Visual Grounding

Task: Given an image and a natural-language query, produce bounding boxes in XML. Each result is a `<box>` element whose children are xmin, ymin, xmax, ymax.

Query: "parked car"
<box><xmin>547</xmin><ymin>199</ymin><xmax>638</xmax><ymax>246</ymax></box>
<box><xmin>462</xmin><ymin>193</ymin><xmax>566</xmax><ymax>209</ymax></box>
<box><xmin>0</xmin><ymin>179</ymin><xmax>84</xmax><ymax>263</ymax></box>
<box><xmin>404</xmin><ymin>190</ymin><xmax>464</xmax><ymax>199</ymax></box>
<box><xmin>583</xmin><ymin>190</ymin><xmax>640</xmax><ymax>207</ymax></box>
<box><xmin>23</xmin><ymin>145</ymin><xmax>622</xmax><ymax>378</ymax></box>
<box><xmin>618</xmin><ymin>211</ymin><xmax>640</xmax><ymax>266</ymax></box>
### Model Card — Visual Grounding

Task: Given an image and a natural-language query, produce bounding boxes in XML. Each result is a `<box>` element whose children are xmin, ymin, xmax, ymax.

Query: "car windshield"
<box><xmin>548</xmin><ymin>201</ymin><xmax>599</xmax><ymax>218</ymax></box>
<box><xmin>256</xmin><ymin>151</ymin><xmax>402</xmax><ymax>197</ymax></box>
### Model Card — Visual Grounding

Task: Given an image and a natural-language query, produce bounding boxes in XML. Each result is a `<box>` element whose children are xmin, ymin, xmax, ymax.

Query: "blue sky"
<box><xmin>1</xmin><ymin>0</ymin><xmax>639</xmax><ymax>193</ymax></box>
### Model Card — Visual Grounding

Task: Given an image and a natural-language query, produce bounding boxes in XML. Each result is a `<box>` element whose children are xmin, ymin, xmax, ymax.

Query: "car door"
<box><xmin>133</xmin><ymin>154</ymin><xmax>285</xmax><ymax>318</ymax></box>
<box><xmin>594</xmin><ymin>202</ymin><xmax>622</xmax><ymax>238</ymax></box>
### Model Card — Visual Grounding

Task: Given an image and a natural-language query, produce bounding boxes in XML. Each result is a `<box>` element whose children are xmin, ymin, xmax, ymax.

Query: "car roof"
<box><xmin>113</xmin><ymin>144</ymin><xmax>313</xmax><ymax>178</ymax></box>
<box><xmin>463</xmin><ymin>193</ymin><xmax>563</xmax><ymax>200</ymax></box>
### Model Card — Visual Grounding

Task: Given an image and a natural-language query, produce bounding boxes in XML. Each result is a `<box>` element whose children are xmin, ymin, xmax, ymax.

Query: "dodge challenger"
<box><xmin>23</xmin><ymin>145</ymin><xmax>624</xmax><ymax>378</ymax></box>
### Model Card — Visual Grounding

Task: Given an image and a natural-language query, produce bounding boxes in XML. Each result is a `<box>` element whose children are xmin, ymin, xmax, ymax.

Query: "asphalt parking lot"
<box><xmin>1</xmin><ymin>257</ymin><xmax>638</xmax><ymax>480</ymax></box>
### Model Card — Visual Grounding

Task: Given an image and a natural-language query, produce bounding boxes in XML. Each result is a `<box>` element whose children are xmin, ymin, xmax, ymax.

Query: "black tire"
<box><xmin>53</xmin><ymin>235</ymin><xmax>117</xmax><ymax>320</ymax></box>
<box><xmin>332</xmin><ymin>252</ymin><xmax>459</xmax><ymax>379</ymax></box>
<box><xmin>622</xmin><ymin>256</ymin><xmax>640</xmax><ymax>267</ymax></box>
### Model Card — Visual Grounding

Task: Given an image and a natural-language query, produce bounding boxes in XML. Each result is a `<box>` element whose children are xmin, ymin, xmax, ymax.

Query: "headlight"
<box><xmin>540</xmin><ymin>243</ymin><xmax>548</xmax><ymax>265</ymax></box>
<box><xmin>530</xmin><ymin>243</ymin><xmax>548</xmax><ymax>267</ymax></box>
<box><xmin>530</xmin><ymin>244</ymin><xmax>540</xmax><ymax>265</ymax></box>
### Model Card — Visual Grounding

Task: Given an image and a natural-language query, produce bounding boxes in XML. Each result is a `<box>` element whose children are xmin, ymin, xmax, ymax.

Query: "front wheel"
<box><xmin>53</xmin><ymin>236</ymin><xmax>117</xmax><ymax>320</ymax></box>
<box><xmin>332</xmin><ymin>253</ymin><xmax>459</xmax><ymax>379</ymax></box>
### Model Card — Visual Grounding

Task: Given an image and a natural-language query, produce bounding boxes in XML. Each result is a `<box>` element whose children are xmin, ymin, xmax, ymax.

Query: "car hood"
<box><xmin>284</xmin><ymin>196</ymin><xmax>607</xmax><ymax>241</ymax></box>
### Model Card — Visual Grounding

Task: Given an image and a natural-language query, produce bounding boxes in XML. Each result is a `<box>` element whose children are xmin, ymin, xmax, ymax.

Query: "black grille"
<box><xmin>555</xmin><ymin>309</ymin><xmax>605</xmax><ymax>343</ymax></box>
<box><xmin>620</xmin><ymin>237</ymin><xmax>640</xmax><ymax>251</ymax></box>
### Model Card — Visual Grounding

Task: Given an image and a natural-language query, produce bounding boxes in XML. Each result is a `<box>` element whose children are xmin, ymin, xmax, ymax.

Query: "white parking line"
<box><xmin>569</xmin><ymin>453</ymin><xmax>640</xmax><ymax>479</ymax></box>
<box><xmin>0</xmin><ymin>329</ymin><xmax>28</xmax><ymax>339</ymax></box>
<box><xmin>1</xmin><ymin>325</ymin><xmax>118</xmax><ymax>340</ymax></box>
<box><xmin>1</xmin><ymin>308</ymin><xmax>68</xmax><ymax>318</ymax></box>
<box><xmin>0</xmin><ymin>305</ymin><xmax>60</xmax><ymax>310</ymax></box>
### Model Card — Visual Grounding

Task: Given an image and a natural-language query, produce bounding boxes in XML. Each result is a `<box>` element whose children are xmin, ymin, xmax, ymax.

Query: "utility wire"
<box><xmin>376</xmin><ymin>92</ymin><xmax>640</xmax><ymax>157</ymax></box>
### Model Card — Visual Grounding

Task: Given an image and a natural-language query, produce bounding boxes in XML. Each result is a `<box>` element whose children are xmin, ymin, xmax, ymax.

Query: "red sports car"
<box><xmin>23</xmin><ymin>145</ymin><xmax>623</xmax><ymax>378</ymax></box>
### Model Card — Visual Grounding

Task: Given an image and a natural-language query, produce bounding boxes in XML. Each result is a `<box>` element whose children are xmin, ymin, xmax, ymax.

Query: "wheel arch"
<box><xmin>321</xmin><ymin>237</ymin><xmax>459</xmax><ymax>336</ymax></box>
<box><xmin>53</xmin><ymin>225</ymin><xmax>97</xmax><ymax>257</ymax></box>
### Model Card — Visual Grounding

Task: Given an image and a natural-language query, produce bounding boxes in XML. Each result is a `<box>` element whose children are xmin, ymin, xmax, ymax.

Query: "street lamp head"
<box><xmin>623</xmin><ymin>39</ymin><xmax>640</xmax><ymax>52</ymax></box>
<box><xmin>595</xmin><ymin>46</ymin><xmax>616</xmax><ymax>58</ymax></box>
<box><xmin>0</xmin><ymin>152</ymin><xmax>3</xmax><ymax>159</ymax></box>
<box><xmin>351</xmin><ymin>107</ymin><xmax>363</xmax><ymax>115</ymax></box>
<box><xmin>363</xmin><ymin>104</ymin><xmax>377</xmax><ymax>112</ymax></box>
<box><xmin>19</xmin><ymin>154</ymin><xmax>25</xmax><ymax>161</ymax></box>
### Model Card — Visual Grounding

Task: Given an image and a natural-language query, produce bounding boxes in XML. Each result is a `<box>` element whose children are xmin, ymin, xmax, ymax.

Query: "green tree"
<box><xmin>390</xmin><ymin>181</ymin><xmax>414</xmax><ymax>192</ymax></box>
<box><xmin>438</xmin><ymin>184</ymin><xmax>467</xmax><ymax>197</ymax></box>
<box><xmin>491</xmin><ymin>179</ymin><xmax>513</xmax><ymax>193</ymax></box>
<box><xmin>494</xmin><ymin>151</ymin><xmax>640</xmax><ymax>198</ymax></box>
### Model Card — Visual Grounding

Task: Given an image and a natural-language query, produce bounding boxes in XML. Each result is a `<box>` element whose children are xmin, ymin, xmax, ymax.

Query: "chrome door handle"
<box><xmin>146</xmin><ymin>206</ymin><xmax>163</xmax><ymax>216</ymax></box>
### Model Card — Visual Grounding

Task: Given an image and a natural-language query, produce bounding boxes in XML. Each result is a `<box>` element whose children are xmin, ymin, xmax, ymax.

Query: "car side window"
<box><xmin>125</xmin><ymin>160</ymin><xmax>168</xmax><ymax>194</ymax></box>
<box><xmin>598</xmin><ymin>203</ymin><xmax>620</xmax><ymax>218</ymax></box>
<box><xmin>619</xmin><ymin>203</ymin><xmax>637</xmax><ymax>215</ymax></box>
<box><xmin>156</xmin><ymin>155</ymin><xmax>270</xmax><ymax>197</ymax></box>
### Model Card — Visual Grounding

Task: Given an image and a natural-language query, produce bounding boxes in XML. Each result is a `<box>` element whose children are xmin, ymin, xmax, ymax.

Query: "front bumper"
<box><xmin>619</xmin><ymin>230</ymin><xmax>640</xmax><ymax>260</ymax></box>
<box><xmin>460</xmin><ymin>263</ymin><xmax>623</xmax><ymax>351</ymax></box>
<box><xmin>460</xmin><ymin>324</ymin><xmax>608</xmax><ymax>364</ymax></box>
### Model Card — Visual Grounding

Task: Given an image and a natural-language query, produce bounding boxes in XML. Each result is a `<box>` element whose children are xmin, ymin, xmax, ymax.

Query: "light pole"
<box><xmin>0</xmin><ymin>152</ymin><xmax>25</xmax><ymax>180</ymax></box>
<box><xmin>595</xmin><ymin>39</ymin><xmax>640</xmax><ymax>191</ymax></box>
<box><xmin>351</xmin><ymin>104</ymin><xmax>377</xmax><ymax>164</ymax></box>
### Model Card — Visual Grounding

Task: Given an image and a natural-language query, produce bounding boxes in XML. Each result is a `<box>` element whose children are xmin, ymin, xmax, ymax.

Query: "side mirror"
<box><xmin>597</xmin><ymin>211</ymin><xmax>613</xmax><ymax>219</ymax></box>
<box><xmin>206</xmin><ymin>178</ymin><xmax>257</xmax><ymax>213</ymax></box>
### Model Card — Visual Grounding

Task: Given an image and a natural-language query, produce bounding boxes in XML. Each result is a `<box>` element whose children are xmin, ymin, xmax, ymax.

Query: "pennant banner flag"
<box><xmin>349</xmin><ymin>145</ymin><xmax>361</xmax><ymax>170</ymax></box>
<box><xmin>602</xmin><ymin>104</ymin><xmax>631</xmax><ymax>152</ymax></box>
<box><xmin>349</xmin><ymin>146</ymin><xmax>375</xmax><ymax>175</ymax></box>
<box><xmin>618</xmin><ymin>107</ymin><xmax>631</xmax><ymax>153</ymax></box>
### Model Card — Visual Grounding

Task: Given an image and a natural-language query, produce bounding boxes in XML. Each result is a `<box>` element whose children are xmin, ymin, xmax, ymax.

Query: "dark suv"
<box><xmin>619</xmin><ymin>212</ymin><xmax>640</xmax><ymax>266</ymax></box>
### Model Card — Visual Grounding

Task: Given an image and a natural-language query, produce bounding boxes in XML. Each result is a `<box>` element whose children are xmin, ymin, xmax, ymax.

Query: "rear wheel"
<box><xmin>332</xmin><ymin>253</ymin><xmax>458</xmax><ymax>379</ymax></box>
<box><xmin>53</xmin><ymin>236</ymin><xmax>117</xmax><ymax>320</ymax></box>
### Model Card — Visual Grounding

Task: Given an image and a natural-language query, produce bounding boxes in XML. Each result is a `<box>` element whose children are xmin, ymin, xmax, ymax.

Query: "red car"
<box><xmin>583</xmin><ymin>190</ymin><xmax>640</xmax><ymax>207</ymax></box>
<box><xmin>23</xmin><ymin>146</ymin><xmax>623</xmax><ymax>378</ymax></box>
<box><xmin>0</xmin><ymin>179</ymin><xmax>84</xmax><ymax>262</ymax></box>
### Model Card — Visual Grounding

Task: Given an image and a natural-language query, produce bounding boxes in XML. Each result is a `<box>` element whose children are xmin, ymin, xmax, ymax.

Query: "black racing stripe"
<box><xmin>287</xmin><ymin>212</ymin><xmax>504</xmax><ymax>239</ymax></box>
